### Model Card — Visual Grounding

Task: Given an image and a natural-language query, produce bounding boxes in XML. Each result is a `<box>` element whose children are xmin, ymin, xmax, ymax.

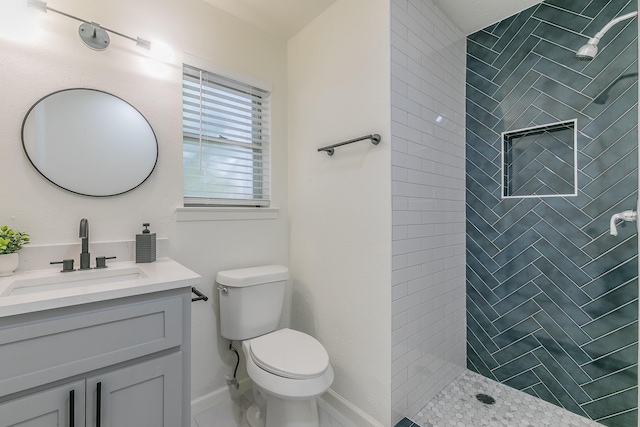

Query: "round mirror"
<box><xmin>22</xmin><ymin>88</ymin><xmax>158</xmax><ymax>197</ymax></box>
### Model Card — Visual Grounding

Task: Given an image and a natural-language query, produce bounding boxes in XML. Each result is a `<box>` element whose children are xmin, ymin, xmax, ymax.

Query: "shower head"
<box><xmin>575</xmin><ymin>40</ymin><xmax>598</xmax><ymax>61</ymax></box>
<box><xmin>575</xmin><ymin>11</ymin><xmax>638</xmax><ymax>61</ymax></box>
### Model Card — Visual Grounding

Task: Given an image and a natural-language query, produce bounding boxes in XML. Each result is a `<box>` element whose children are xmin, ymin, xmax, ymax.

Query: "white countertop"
<box><xmin>0</xmin><ymin>258</ymin><xmax>201</xmax><ymax>318</ymax></box>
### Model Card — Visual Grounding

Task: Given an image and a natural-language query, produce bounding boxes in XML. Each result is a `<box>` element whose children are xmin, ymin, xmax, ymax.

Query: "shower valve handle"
<box><xmin>609</xmin><ymin>210</ymin><xmax>637</xmax><ymax>236</ymax></box>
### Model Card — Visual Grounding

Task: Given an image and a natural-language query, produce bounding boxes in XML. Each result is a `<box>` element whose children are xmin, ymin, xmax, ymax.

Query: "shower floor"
<box><xmin>397</xmin><ymin>370</ymin><xmax>605</xmax><ymax>427</ymax></box>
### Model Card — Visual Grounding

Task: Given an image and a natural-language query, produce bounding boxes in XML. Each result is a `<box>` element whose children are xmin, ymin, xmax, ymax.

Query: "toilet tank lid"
<box><xmin>216</xmin><ymin>265</ymin><xmax>289</xmax><ymax>287</ymax></box>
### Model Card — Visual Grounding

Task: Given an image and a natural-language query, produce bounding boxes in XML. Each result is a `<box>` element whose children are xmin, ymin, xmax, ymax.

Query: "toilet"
<box><xmin>217</xmin><ymin>265</ymin><xmax>334</xmax><ymax>427</ymax></box>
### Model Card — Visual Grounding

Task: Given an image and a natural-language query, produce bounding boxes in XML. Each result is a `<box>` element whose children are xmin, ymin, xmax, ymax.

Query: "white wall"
<box><xmin>389</xmin><ymin>0</ymin><xmax>467</xmax><ymax>423</ymax></box>
<box><xmin>0</xmin><ymin>0</ymin><xmax>288</xmax><ymax>402</ymax></box>
<box><xmin>287</xmin><ymin>0</ymin><xmax>392</xmax><ymax>425</ymax></box>
<box><xmin>0</xmin><ymin>0</ymin><xmax>466</xmax><ymax>424</ymax></box>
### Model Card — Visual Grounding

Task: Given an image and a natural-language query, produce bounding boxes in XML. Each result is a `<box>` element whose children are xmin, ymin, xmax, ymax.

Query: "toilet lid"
<box><xmin>249</xmin><ymin>328</ymin><xmax>329</xmax><ymax>380</ymax></box>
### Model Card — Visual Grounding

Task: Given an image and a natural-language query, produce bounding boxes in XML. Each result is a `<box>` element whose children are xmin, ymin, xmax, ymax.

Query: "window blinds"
<box><xmin>183</xmin><ymin>64</ymin><xmax>271</xmax><ymax>207</ymax></box>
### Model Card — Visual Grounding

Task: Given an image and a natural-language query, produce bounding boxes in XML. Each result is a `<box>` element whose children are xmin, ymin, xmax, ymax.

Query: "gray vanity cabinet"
<box><xmin>0</xmin><ymin>288</ymin><xmax>191</xmax><ymax>427</ymax></box>
<box><xmin>0</xmin><ymin>380</ymin><xmax>86</xmax><ymax>427</ymax></box>
<box><xmin>85</xmin><ymin>352</ymin><xmax>183</xmax><ymax>427</ymax></box>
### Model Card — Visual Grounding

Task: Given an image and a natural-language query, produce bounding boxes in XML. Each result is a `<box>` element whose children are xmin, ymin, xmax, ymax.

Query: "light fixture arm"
<box><xmin>26</xmin><ymin>0</ymin><xmax>151</xmax><ymax>50</ymax></box>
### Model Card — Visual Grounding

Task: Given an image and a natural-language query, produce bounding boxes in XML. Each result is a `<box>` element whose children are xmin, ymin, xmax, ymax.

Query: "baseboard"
<box><xmin>319</xmin><ymin>389</ymin><xmax>386</xmax><ymax>427</ymax></box>
<box><xmin>191</xmin><ymin>378</ymin><xmax>252</xmax><ymax>417</ymax></box>
<box><xmin>192</xmin><ymin>382</ymin><xmax>384</xmax><ymax>427</ymax></box>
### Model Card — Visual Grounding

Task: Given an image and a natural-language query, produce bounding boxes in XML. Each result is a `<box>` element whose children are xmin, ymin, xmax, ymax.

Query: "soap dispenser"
<box><xmin>136</xmin><ymin>223</ymin><xmax>156</xmax><ymax>263</ymax></box>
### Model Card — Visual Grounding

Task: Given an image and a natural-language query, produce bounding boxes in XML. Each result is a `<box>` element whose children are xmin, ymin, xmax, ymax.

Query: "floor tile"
<box><xmin>409</xmin><ymin>370</ymin><xmax>605</xmax><ymax>427</ymax></box>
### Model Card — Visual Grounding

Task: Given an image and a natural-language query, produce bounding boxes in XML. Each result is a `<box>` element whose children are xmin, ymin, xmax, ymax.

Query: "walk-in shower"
<box><xmin>575</xmin><ymin>11</ymin><xmax>638</xmax><ymax>60</ymax></box>
<box><xmin>463</xmin><ymin>1</ymin><xmax>639</xmax><ymax>426</ymax></box>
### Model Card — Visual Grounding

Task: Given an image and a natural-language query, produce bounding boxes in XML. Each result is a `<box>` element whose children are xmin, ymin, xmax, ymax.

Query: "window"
<box><xmin>183</xmin><ymin>64</ymin><xmax>270</xmax><ymax>207</ymax></box>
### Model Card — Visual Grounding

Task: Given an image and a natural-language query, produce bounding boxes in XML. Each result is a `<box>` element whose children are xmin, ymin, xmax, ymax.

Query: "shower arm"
<box><xmin>586</xmin><ymin>11</ymin><xmax>638</xmax><ymax>46</ymax></box>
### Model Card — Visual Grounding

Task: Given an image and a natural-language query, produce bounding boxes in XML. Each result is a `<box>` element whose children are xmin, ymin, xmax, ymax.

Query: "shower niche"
<box><xmin>501</xmin><ymin>119</ymin><xmax>577</xmax><ymax>198</ymax></box>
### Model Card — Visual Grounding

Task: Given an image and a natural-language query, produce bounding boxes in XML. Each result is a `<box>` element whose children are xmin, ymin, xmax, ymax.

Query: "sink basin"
<box><xmin>0</xmin><ymin>266</ymin><xmax>146</xmax><ymax>297</ymax></box>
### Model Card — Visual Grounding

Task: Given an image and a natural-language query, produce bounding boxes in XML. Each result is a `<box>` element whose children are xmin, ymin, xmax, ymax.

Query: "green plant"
<box><xmin>0</xmin><ymin>226</ymin><xmax>30</xmax><ymax>254</ymax></box>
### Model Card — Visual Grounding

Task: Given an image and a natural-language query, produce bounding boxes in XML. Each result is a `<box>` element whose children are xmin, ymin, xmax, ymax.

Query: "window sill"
<box><xmin>176</xmin><ymin>206</ymin><xmax>279</xmax><ymax>222</ymax></box>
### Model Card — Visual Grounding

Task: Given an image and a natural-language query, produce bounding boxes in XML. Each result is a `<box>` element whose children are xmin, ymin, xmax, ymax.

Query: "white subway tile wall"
<box><xmin>390</xmin><ymin>0</ymin><xmax>467</xmax><ymax>423</ymax></box>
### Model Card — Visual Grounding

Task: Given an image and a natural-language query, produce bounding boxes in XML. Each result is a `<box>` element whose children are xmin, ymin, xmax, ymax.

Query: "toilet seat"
<box><xmin>242</xmin><ymin>337</ymin><xmax>334</xmax><ymax>400</ymax></box>
<box><xmin>249</xmin><ymin>328</ymin><xmax>329</xmax><ymax>379</ymax></box>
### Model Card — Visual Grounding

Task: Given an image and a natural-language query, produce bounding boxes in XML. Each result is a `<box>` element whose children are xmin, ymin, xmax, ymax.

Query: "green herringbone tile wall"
<box><xmin>466</xmin><ymin>0</ymin><xmax>638</xmax><ymax>426</ymax></box>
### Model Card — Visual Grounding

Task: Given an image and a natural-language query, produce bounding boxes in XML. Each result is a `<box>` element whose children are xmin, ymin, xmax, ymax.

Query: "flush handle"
<box><xmin>217</xmin><ymin>285</ymin><xmax>228</xmax><ymax>294</ymax></box>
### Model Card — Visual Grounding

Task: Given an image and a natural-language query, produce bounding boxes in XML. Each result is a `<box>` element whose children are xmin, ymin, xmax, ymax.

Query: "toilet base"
<box><xmin>264</xmin><ymin>393</ymin><xmax>319</xmax><ymax>427</ymax></box>
<box><xmin>246</xmin><ymin>404</ymin><xmax>264</xmax><ymax>427</ymax></box>
<box><xmin>245</xmin><ymin>398</ymin><xmax>319</xmax><ymax>427</ymax></box>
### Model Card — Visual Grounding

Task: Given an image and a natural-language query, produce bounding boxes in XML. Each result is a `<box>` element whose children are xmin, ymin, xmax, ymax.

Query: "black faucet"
<box><xmin>79</xmin><ymin>218</ymin><xmax>90</xmax><ymax>270</ymax></box>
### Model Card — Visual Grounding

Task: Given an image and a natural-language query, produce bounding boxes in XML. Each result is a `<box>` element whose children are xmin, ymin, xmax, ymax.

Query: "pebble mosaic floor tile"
<box><xmin>407</xmin><ymin>370</ymin><xmax>605</xmax><ymax>427</ymax></box>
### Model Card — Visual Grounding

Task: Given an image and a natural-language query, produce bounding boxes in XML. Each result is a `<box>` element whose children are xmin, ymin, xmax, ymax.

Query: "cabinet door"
<box><xmin>0</xmin><ymin>380</ymin><xmax>85</xmax><ymax>427</ymax></box>
<box><xmin>86</xmin><ymin>352</ymin><xmax>182</xmax><ymax>427</ymax></box>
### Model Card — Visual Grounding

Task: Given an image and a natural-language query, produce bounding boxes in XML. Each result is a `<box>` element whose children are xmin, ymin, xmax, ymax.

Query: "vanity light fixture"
<box><xmin>26</xmin><ymin>0</ymin><xmax>151</xmax><ymax>51</ymax></box>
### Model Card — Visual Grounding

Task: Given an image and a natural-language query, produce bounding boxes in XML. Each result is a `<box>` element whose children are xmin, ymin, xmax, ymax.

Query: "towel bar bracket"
<box><xmin>191</xmin><ymin>287</ymin><xmax>209</xmax><ymax>302</ymax></box>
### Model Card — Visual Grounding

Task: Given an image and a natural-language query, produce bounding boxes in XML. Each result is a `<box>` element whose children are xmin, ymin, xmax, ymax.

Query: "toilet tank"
<box><xmin>217</xmin><ymin>265</ymin><xmax>289</xmax><ymax>341</ymax></box>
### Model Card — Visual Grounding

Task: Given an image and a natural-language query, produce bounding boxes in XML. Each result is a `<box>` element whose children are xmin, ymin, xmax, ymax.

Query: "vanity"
<box><xmin>0</xmin><ymin>258</ymin><xmax>200</xmax><ymax>427</ymax></box>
